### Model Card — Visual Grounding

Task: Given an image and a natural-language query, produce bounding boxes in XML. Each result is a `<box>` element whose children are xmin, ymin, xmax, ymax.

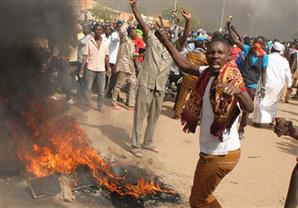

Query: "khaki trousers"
<box><xmin>112</xmin><ymin>71</ymin><xmax>136</xmax><ymax>107</ymax></box>
<box><xmin>131</xmin><ymin>86</ymin><xmax>165</xmax><ymax>149</ymax></box>
<box><xmin>190</xmin><ymin>149</ymin><xmax>241</xmax><ymax>208</ymax></box>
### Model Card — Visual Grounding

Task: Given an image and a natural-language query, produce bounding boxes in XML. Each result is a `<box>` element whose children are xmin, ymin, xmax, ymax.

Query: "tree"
<box><xmin>161</xmin><ymin>2</ymin><xmax>201</xmax><ymax>29</ymax></box>
<box><xmin>91</xmin><ymin>4</ymin><xmax>114</xmax><ymax>21</ymax></box>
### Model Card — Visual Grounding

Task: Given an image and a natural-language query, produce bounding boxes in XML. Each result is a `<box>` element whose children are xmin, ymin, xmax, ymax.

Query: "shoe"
<box><xmin>238</xmin><ymin>131</ymin><xmax>245</xmax><ymax>140</ymax></box>
<box><xmin>142</xmin><ymin>145</ymin><xmax>159</xmax><ymax>153</ymax></box>
<box><xmin>130</xmin><ymin>148</ymin><xmax>143</xmax><ymax>158</ymax></box>
<box><xmin>111</xmin><ymin>103</ymin><xmax>121</xmax><ymax>110</ymax></box>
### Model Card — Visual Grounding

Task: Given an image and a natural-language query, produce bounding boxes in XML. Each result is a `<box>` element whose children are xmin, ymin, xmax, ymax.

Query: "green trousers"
<box><xmin>131</xmin><ymin>86</ymin><xmax>165</xmax><ymax>149</ymax></box>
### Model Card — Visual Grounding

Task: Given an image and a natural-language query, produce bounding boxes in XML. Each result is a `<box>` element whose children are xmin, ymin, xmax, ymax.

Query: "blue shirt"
<box><xmin>242</xmin><ymin>44</ymin><xmax>269</xmax><ymax>89</ymax></box>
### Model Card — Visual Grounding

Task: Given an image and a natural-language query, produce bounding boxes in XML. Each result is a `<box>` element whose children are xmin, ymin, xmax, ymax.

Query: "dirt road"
<box><xmin>0</xmin><ymin>98</ymin><xmax>297</xmax><ymax>208</ymax></box>
<box><xmin>74</xmin><ymin>97</ymin><xmax>297</xmax><ymax>208</ymax></box>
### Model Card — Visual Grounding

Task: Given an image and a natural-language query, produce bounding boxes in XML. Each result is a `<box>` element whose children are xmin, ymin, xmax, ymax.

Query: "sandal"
<box><xmin>142</xmin><ymin>145</ymin><xmax>159</xmax><ymax>153</ymax></box>
<box><xmin>130</xmin><ymin>148</ymin><xmax>143</xmax><ymax>158</ymax></box>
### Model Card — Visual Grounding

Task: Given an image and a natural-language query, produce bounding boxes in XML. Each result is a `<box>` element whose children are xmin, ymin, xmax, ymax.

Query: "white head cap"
<box><xmin>272</xmin><ymin>42</ymin><xmax>285</xmax><ymax>55</ymax></box>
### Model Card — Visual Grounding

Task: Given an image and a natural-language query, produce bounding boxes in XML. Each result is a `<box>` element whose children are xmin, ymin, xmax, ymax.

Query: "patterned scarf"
<box><xmin>181</xmin><ymin>60</ymin><xmax>246</xmax><ymax>141</ymax></box>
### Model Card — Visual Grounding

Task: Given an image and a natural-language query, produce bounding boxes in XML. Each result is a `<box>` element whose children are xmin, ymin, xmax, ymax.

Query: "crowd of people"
<box><xmin>46</xmin><ymin>0</ymin><xmax>298</xmax><ymax>207</ymax></box>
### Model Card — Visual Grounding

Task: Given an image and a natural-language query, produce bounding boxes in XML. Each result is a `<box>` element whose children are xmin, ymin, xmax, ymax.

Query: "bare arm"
<box><xmin>79</xmin><ymin>55</ymin><xmax>88</xmax><ymax>78</ymax></box>
<box><xmin>154</xmin><ymin>23</ymin><xmax>200</xmax><ymax>76</ymax></box>
<box><xmin>178</xmin><ymin>10</ymin><xmax>192</xmax><ymax>48</ymax></box>
<box><xmin>222</xmin><ymin>83</ymin><xmax>254</xmax><ymax>113</ymax></box>
<box><xmin>129</xmin><ymin>0</ymin><xmax>149</xmax><ymax>38</ymax></box>
<box><xmin>105</xmin><ymin>55</ymin><xmax>111</xmax><ymax>75</ymax></box>
<box><xmin>231</xmin><ymin>25</ymin><xmax>243</xmax><ymax>42</ymax></box>
<box><xmin>227</xmin><ymin>23</ymin><xmax>244</xmax><ymax>50</ymax></box>
<box><xmin>119</xmin><ymin>16</ymin><xmax>133</xmax><ymax>44</ymax></box>
<box><xmin>237</xmin><ymin>91</ymin><xmax>254</xmax><ymax>113</ymax></box>
<box><xmin>105</xmin><ymin>55</ymin><xmax>109</xmax><ymax>69</ymax></box>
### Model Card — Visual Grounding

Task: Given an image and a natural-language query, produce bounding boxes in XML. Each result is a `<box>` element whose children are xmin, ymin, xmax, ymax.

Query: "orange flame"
<box><xmin>17</xmin><ymin>101</ymin><xmax>176</xmax><ymax>198</ymax></box>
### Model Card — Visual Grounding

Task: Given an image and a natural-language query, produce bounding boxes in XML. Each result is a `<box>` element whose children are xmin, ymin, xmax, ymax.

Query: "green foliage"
<box><xmin>292</xmin><ymin>31</ymin><xmax>298</xmax><ymax>40</ymax></box>
<box><xmin>91</xmin><ymin>4</ymin><xmax>114</xmax><ymax>21</ymax></box>
<box><xmin>161</xmin><ymin>2</ymin><xmax>201</xmax><ymax>29</ymax></box>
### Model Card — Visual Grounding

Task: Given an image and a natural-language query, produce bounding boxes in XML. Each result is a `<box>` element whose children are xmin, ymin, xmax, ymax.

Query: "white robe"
<box><xmin>253</xmin><ymin>53</ymin><xmax>292</xmax><ymax>123</ymax></box>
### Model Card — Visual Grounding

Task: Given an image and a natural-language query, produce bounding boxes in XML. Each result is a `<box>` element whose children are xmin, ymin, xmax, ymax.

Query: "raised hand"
<box><xmin>154</xmin><ymin>16</ymin><xmax>168</xmax><ymax>42</ymax></box>
<box><xmin>171</xmin><ymin>11</ymin><xmax>180</xmax><ymax>23</ymax></box>
<box><xmin>226</xmin><ymin>14</ymin><xmax>233</xmax><ymax>27</ymax></box>
<box><xmin>128</xmin><ymin>0</ymin><xmax>137</xmax><ymax>7</ymax></box>
<box><xmin>181</xmin><ymin>9</ymin><xmax>192</xmax><ymax>21</ymax></box>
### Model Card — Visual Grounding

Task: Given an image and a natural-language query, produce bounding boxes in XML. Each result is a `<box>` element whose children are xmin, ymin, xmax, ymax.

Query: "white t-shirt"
<box><xmin>199</xmin><ymin>77</ymin><xmax>241</xmax><ymax>155</ymax></box>
<box><xmin>101</xmin><ymin>34</ymin><xmax>111</xmax><ymax>47</ymax></box>
<box><xmin>109</xmin><ymin>31</ymin><xmax>120</xmax><ymax>65</ymax></box>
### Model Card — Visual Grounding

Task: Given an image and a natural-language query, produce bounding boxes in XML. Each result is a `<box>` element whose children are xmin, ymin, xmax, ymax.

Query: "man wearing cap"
<box><xmin>111</xmin><ymin>20</ymin><xmax>138</xmax><ymax>111</ymax></box>
<box><xmin>252</xmin><ymin>42</ymin><xmax>292</xmax><ymax>126</ymax></box>
<box><xmin>228</xmin><ymin>23</ymin><xmax>268</xmax><ymax>139</ymax></box>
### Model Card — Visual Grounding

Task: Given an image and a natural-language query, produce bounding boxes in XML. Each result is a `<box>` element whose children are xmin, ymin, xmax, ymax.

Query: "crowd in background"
<box><xmin>48</xmin><ymin>12</ymin><xmax>298</xmax><ymax>119</ymax></box>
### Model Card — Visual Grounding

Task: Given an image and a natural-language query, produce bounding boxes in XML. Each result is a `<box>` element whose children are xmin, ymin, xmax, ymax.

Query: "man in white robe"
<box><xmin>253</xmin><ymin>42</ymin><xmax>292</xmax><ymax>125</ymax></box>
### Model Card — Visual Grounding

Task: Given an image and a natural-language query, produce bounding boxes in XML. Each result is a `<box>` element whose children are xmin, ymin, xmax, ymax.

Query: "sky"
<box><xmin>98</xmin><ymin>0</ymin><xmax>298</xmax><ymax>41</ymax></box>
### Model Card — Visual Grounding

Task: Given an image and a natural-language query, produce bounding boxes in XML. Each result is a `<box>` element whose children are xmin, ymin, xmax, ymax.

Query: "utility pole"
<box><xmin>172</xmin><ymin>0</ymin><xmax>177</xmax><ymax>27</ymax></box>
<box><xmin>219</xmin><ymin>0</ymin><xmax>226</xmax><ymax>31</ymax></box>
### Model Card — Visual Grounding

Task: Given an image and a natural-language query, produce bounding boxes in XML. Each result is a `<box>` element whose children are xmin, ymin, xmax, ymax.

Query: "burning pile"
<box><xmin>17</xmin><ymin>101</ymin><xmax>176</xmax><ymax>199</ymax></box>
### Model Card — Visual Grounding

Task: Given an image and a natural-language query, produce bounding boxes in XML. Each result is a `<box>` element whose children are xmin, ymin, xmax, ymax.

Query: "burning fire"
<box><xmin>17</xmin><ymin>101</ymin><xmax>175</xmax><ymax>198</ymax></box>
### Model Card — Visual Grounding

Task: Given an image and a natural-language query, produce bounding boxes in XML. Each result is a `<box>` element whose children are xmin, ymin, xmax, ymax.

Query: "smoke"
<box><xmin>105</xmin><ymin>0</ymin><xmax>298</xmax><ymax>40</ymax></box>
<box><xmin>0</xmin><ymin>0</ymin><xmax>77</xmax><ymax>176</ymax></box>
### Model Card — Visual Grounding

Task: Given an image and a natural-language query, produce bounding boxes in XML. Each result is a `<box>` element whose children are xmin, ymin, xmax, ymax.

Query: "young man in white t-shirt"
<box><xmin>155</xmin><ymin>23</ymin><xmax>254</xmax><ymax>207</ymax></box>
<box><xmin>106</xmin><ymin>22</ymin><xmax>122</xmax><ymax>98</ymax></box>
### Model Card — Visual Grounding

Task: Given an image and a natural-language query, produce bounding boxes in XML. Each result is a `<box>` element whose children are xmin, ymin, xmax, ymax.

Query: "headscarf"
<box><xmin>253</xmin><ymin>42</ymin><xmax>266</xmax><ymax>57</ymax></box>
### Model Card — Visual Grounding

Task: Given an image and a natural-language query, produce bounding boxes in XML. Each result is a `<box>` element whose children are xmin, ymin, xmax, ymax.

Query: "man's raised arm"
<box><xmin>178</xmin><ymin>9</ymin><xmax>192</xmax><ymax>48</ymax></box>
<box><xmin>154</xmin><ymin>17</ymin><xmax>200</xmax><ymax>76</ymax></box>
<box><xmin>129</xmin><ymin>0</ymin><xmax>149</xmax><ymax>38</ymax></box>
<box><xmin>227</xmin><ymin>22</ymin><xmax>244</xmax><ymax>50</ymax></box>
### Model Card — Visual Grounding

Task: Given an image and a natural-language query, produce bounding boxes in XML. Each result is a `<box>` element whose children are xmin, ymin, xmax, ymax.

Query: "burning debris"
<box><xmin>27</xmin><ymin>165</ymin><xmax>180</xmax><ymax>207</ymax></box>
<box><xmin>57</xmin><ymin>174</ymin><xmax>77</xmax><ymax>202</ymax></box>
<box><xmin>18</xmin><ymin>113</ymin><xmax>178</xmax><ymax>200</ymax></box>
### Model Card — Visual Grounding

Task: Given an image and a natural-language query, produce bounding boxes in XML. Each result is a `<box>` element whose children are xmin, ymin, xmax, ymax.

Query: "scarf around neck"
<box><xmin>181</xmin><ymin>60</ymin><xmax>247</xmax><ymax>141</ymax></box>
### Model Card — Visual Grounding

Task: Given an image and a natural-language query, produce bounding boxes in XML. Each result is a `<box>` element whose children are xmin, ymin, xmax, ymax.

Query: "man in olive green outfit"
<box><xmin>129</xmin><ymin>0</ymin><xmax>191</xmax><ymax>158</ymax></box>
